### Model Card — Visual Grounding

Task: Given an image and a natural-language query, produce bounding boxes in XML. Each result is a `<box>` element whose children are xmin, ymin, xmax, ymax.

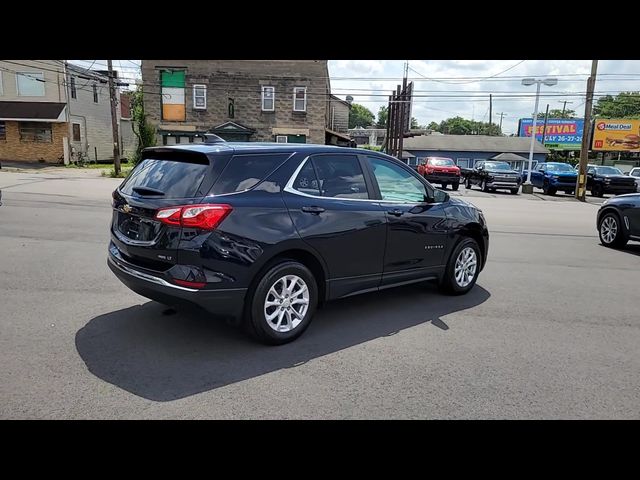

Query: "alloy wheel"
<box><xmin>454</xmin><ymin>247</ymin><xmax>477</xmax><ymax>288</ymax></box>
<box><xmin>263</xmin><ymin>274</ymin><xmax>310</xmax><ymax>332</ymax></box>
<box><xmin>600</xmin><ymin>216</ymin><xmax>618</xmax><ymax>244</ymax></box>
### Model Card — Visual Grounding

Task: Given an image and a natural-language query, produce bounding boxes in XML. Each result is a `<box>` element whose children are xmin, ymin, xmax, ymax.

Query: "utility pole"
<box><xmin>489</xmin><ymin>94</ymin><xmax>493</xmax><ymax>135</ymax></box>
<box><xmin>496</xmin><ymin>112</ymin><xmax>507</xmax><ymax>133</ymax></box>
<box><xmin>107</xmin><ymin>60</ymin><xmax>121</xmax><ymax>176</ymax></box>
<box><xmin>541</xmin><ymin>103</ymin><xmax>550</xmax><ymax>145</ymax></box>
<box><xmin>560</xmin><ymin>100</ymin><xmax>573</xmax><ymax>117</ymax></box>
<box><xmin>63</xmin><ymin>60</ymin><xmax>73</xmax><ymax>165</ymax></box>
<box><xmin>576</xmin><ymin>60</ymin><xmax>598</xmax><ymax>202</ymax></box>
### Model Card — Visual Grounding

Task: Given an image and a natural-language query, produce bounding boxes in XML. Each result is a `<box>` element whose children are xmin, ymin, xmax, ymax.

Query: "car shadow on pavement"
<box><xmin>621</xmin><ymin>244</ymin><xmax>640</xmax><ymax>257</ymax></box>
<box><xmin>75</xmin><ymin>282</ymin><xmax>490</xmax><ymax>402</ymax></box>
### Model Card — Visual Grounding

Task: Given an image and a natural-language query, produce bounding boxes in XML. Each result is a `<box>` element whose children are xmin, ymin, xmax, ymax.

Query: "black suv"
<box><xmin>587</xmin><ymin>165</ymin><xmax>637</xmax><ymax>197</ymax></box>
<box><xmin>597</xmin><ymin>193</ymin><xmax>640</xmax><ymax>248</ymax></box>
<box><xmin>108</xmin><ymin>144</ymin><xmax>489</xmax><ymax>344</ymax></box>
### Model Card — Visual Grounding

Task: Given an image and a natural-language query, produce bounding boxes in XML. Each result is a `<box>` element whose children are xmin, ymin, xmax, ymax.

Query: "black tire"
<box><xmin>452</xmin><ymin>182</ymin><xmax>459</xmax><ymax>191</ymax></box>
<box><xmin>244</xmin><ymin>260</ymin><xmax>318</xmax><ymax>345</ymax></box>
<box><xmin>439</xmin><ymin>237</ymin><xmax>481</xmax><ymax>295</ymax></box>
<box><xmin>547</xmin><ymin>186</ymin><xmax>557</xmax><ymax>195</ymax></box>
<box><xmin>441</xmin><ymin>183</ymin><xmax>448</xmax><ymax>189</ymax></box>
<box><xmin>510</xmin><ymin>188</ymin><xmax>519</xmax><ymax>195</ymax></box>
<box><xmin>598</xmin><ymin>212</ymin><xmax>628</xmax><ymax>249</ymax></box>
<box><xmin>591</xmin><ymin>183</ymin><xmax>604</xmax><ymax>197</ymax></box>
<box><xmin>481</xmin><ymin>180</ymin><xmax>490</xmax><ymax>192</ymax></box>
<box><xmin>465</xmin><ymin>177</ymin><xmax>472</xmax><ymax>189</ymax></box>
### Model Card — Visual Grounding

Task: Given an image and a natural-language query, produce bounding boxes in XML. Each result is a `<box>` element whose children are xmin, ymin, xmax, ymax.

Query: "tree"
<box><xmin>593</xmin><ymin>92</ymin><xmax>640</xmax><ymax>118</ymax></box>
<box><xmin>438</xmin><ymin>116</ymin><xmax>502</xmax><ymax>136</ymax></box>
<box><xmin>536</xmin><ymin>108</ymin><xmax>576</xmax><ymax>119</ymax></box>
<box><xmin>130</xmin><ymin>86</ymin><xmax>156</xmax><ymax>165</ymax></box>
<box><xmin>427</xmin><ymin>121</ymin><xmax>440</xmax><ymax>132</ymax></box>
<box><xmin>376</xmin><ymin>106</ymin><xmax>388</xmax><ymax>128</ymax></box>
<box><xmin>410</xmin><ymin>117</ymin><xmax>420</xmax><ymax>129</ymax></box>
<box><xmin>349</xmin><ymin>103</ymin><xmax>375</xmax><ymax>129</ymax></box>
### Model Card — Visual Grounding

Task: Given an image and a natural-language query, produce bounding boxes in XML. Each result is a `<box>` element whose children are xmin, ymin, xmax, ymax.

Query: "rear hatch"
<box><xmin>111</xmin><ymin>149</ymin><xmax>221</xmax><ymax>272</ymax></box>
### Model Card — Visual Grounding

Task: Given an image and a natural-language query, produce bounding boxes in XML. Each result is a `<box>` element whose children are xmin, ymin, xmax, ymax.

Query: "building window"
<box><xmin>19</xmin><ymin>122</ymin><xmax>52</xmax><ymax>143</ymax></box>
<box><xmin>276</xmin><ymin>135</ymin><xmax>288</xmax><ymax>143</ymax></box>
<box><xmin>72</xmin><ymin>123</ymin><xmax>81</xmax><ymax>142</ymax></box>
<box><xmin>70</xmin><ymin>76</ymin><xmax>76</xmax><ymax>99</ymax></box>
<box><xmin>293</xmin><ymin>87</ymin><xmax>307</xmax><ymax>112</ymax></box>
<box><xmin>92</xmin><ymin>84</ymin><xmax>98</xmax><ymax>103</ymax></box>
<box><xmin>0</xmin><ymin>121</ymin><xmax>6</xmax><ymax>141</ymax></box>
<box><xmin>193</xmin><ymin>84</ymin><xmax>206</xmax><ymax>110</ymax></box>
<box><xmin>262</xmin><ymin>86</ymin><xmax>275</xmax><ymax>111</ymax></box>
<box><xmin>457</xmin><ymin>158</ymin><xmax>470</xmax><ymax>168</ymax></box>
<box><xmin>16</xmin><ymin>72</ymin><xmax>45</xmax><ymax>96</ymax></box>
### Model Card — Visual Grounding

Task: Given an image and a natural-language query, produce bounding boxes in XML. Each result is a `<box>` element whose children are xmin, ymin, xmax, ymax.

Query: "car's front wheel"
<box><xmin>439</xmin><ymin>237</ymin><xmax>481</xmax><ymax>295</ymax></box>
<box><xmin>246</xmin><ymin>261</ymin><xmax>318</xmax><ymax>345</ymax></box>
<box><xmin>598</xmin><ymin>212</ymin><xmax>628</xmax><ymax>249</ymax></box>
<box><xmin>452</xmin><ymin>182</ymin><xmax>460</xmax><ymax>191</ymax></box>
<box><xmin>465</xmin><ymin>178</ymin><xmax>472</xmax><ymax>189</ymax></box>
<box><xmin>591</xmin><ymin>183</ymin><xmax>604</xmax><ymax>197</ymax></box>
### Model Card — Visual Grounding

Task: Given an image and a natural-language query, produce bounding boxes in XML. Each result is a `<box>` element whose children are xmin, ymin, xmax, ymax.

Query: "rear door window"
<box><xmin>210</xmin><ymin>153</ymin><xmax>290</xmax><ymax>195</ymax></box>
<box><xmin>310</xmin><ymin>154</ymin><xmax>369</xmax><ymax>199</ymax></box>
<box><xmin>120</xmin><ymin>156</ymin><xmax>209</xmax><ymax>199</ymax></box>
<box><xmin>291</xmin><ymin>160</ymin><xmax>321</xmax><ymax>196</ymax></box>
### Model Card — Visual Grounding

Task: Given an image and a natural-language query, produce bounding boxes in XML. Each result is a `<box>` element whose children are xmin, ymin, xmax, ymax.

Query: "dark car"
<box><xmin>596</xmin><ymin>193</ymin><xmax>640</xmax><ymax>248</ymax></box>
<box><xmin>416</xmin><ymin>157</ymin><xmax>461</xmax><ymax>190</ymax></box>
<box><xmin>523</xmin><ymin>162</ymin><xmax>577</xmax><ymax>195</ymax></box>
<box><xmin>587</xmin><ymin>165</ymin><xmax>637</xmax><ymax>197</ymax></box>
<box><xmin>108</xmin><ymin>143</ymin><xmax>489</xmax><ymax>345</ymax></box>
<box><xmin>464</xmin><ymin>160</ymin><xmax>521</xmax><ymax>194</ymax></box>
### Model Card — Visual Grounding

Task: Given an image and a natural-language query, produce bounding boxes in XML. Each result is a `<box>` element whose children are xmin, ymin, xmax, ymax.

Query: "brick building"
<box><xmin>140</xmin><ymin>60</ymin><xmax>352</xmax><ymax>146</ymax></box>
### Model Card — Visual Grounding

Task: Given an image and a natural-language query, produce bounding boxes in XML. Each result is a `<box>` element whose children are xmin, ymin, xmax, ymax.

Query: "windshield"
<box><xmin>595</xmin><ymin>166</ymin><xmax>623</xmax><ymax>175</ymax></box>
<box><xmin>428</xmin><ymin>158</ymin><xmax>455</xmax><ymax>166</ymax></box>
<box><xmin>484</xmin><ymin>162</ymin><xmax>511</xmax><ymax>171</ymax></box>
<box><xmin>546</xmin><ymin>163</ymin><xmax>575</xmax><ymax>173</ymax></box>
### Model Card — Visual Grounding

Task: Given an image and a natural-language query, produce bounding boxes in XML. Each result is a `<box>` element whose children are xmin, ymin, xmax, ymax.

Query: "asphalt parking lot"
<box><xmin>1</xmin><ymin>169</ymin><xmax>638</xmax><ymax>419</ymax></box>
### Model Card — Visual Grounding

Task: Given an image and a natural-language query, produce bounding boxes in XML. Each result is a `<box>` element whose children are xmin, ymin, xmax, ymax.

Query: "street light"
<box><xmin>521</xmin><ymin>78</ymin><xmax>558</xmax><ymax>192</ymax></box>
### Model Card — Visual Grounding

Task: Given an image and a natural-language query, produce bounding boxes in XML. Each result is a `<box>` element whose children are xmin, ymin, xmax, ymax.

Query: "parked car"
<box><xmin>522</xmin><ymin>162</ymin><xmax>577</xmax><ymax>195</ymax></box>
<box><xmin>597</xmin><ymin>193</ymin><xmax>640</xmax><ymax>248</ymax></box>
<box><xmin>627</xmin><ymin>167</ymin><xmax>640</xmax><ymax>192</ymax></box>
<box><xmin>108</xmin><ymin>143</ymin><xmax>489</xmax><ymax>345</ymax></box>
<box><xmin>587</xmin><ymin>165</ymin><xmax>637</xmax><ymax>197</ymax></box>
<box><xmin>463</xmin><ymin>160</ymin><xmax>521</xmax><ymax>194</ymax></box>
<box><xmin>416</xmin><ymin>157</ymin><xmax>461</xmax><ymax>190</ymax></box>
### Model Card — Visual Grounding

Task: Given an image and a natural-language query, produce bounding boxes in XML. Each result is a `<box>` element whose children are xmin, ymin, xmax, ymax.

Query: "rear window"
<box><xmin>120</xmin><ymin>156</ymin><xmax>209</xmax><ymax>198</ymax></box>
<box><xmin>210</xmin><ymin>153</ymin><xmax>290</xmax><ymax>195</ymax></box>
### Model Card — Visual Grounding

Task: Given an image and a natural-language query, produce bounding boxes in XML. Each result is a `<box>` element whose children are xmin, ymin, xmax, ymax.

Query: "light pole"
<box><xmin>521</xmin><ymin>77</ymin><xmax>558</xmax><ymax>193</ymax></box>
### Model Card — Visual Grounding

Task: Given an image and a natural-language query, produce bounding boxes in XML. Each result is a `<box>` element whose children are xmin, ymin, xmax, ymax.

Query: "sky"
<box><xmin>71</xmin><ymin>60</ymin><xmax>640</xmax><ymax>136</ymax></box>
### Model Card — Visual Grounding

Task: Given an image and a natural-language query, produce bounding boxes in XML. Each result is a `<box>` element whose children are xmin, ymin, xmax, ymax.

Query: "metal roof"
<box><xmin>403</xmin><ymin>134</ymin><xmax>550</xmax><ymax>154</ymax></box>
<box><xmin>0</xmin><ymin>101</ymin><xmax>66</xmax><ymax>121</ymax></box>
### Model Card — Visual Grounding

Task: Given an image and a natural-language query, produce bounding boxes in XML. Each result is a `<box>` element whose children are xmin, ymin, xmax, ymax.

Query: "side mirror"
<box><xmin>430</xmin><ymin>189</ymin><xmax>449</xmax><ymax>203</ymax></box>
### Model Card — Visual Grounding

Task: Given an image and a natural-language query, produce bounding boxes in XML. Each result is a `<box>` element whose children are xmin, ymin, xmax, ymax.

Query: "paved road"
<box><xmin>1</xmin><ymin>171</ymin><xmax>638</xmax><ymax>419</ymax></box>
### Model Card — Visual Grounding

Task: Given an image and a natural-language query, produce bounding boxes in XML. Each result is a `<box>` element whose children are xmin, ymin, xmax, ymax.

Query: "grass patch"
<box><xmin>101</xmin><ymin>166</ymin><xmax>133</xmax><ymax>178</ymax></box>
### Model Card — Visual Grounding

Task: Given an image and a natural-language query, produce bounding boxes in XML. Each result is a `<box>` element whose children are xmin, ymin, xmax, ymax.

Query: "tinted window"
<box><xmin>368</xmin><ymin>157</ymin><xmax>427</xmax><ymax>203</ymax></box>
<box><xmin>121</xmin><ymin>157</ymin><xmax>208</xmax><ymax>199</ymax></box>
<box><xmin>630</xmin><ymin>168</ymin><xmax>640</xmax><ymax>177</ymax></box>
<box><xmin>211</xmin><ymin>153</ymin><xmax>290</xmax><ymax>195</ymax></box>
<box><xmin>311</xmin><ymin>154</ymin><xmax>368</xmax><ymax>199</ymax></box>
<box><xmin>546</xmin><ymin>163</ymin><xmax>574</xmax><ymax>172</ymax></box>
<box><xmin>292</xmin><ymin>160</ymin><xmax>321</xmax><ymax>196</ymax></box>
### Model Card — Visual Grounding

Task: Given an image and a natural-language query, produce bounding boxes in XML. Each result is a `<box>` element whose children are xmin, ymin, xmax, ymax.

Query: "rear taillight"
<box><xmin>155</xmin><ymin>204</ymin><xmax>232</xmax><ymax>230</ymax></box>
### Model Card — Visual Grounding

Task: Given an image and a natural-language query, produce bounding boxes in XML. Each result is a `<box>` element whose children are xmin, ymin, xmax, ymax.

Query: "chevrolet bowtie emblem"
<box><xmin>123</xmin><ymin>204</ymin><xmax>132</xmax><ymax>213</ymax></box>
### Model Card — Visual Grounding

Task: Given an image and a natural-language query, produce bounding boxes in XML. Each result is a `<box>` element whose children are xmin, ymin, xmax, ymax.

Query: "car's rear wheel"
<box><xmin>245</xmin><ymin>261</ymin><xmax>318</xmax><ymax>345</ymax></box>
<box><xmin>510</xmin><ymin>188</ymin><xmax>519</xmax><ymax>195</ymax></box>
<box><xmin>439</xmin><ymin>237</ymin><xmax>481</xmax><ymax>295</ymax></box>
<box><xmin>598</xmin><ymin>212</ymin><xmax>628</xmax><ymax>249</ymax></box>
<box><xmin>441</xmin><ymin>182</ymin><xmax>448</xmax><ymax>189</ymax></box>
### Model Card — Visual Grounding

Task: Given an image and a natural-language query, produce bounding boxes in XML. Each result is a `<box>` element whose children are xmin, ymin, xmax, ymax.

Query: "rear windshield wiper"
<box><xmin>132</xmin><ymin>186</ymin><xmax>165</xmax><ymax>196</ymax></box>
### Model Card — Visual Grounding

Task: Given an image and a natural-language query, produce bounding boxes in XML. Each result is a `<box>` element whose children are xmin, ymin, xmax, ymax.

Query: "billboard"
<box><xmin>518</xmin><ymin>118</ymin><xmax>584</xmax><ymax>150</ymax></box>
<box><xmin>592</xmin><ymin>119</ymin><xmax>640</xmax><ymax>152</ymax></box>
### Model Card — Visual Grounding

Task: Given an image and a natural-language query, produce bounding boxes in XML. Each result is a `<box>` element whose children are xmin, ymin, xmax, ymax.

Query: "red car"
<box><xmin>417</xmin><ymin>157</ymin><xmax>461</xmax><ymax>190</ymax></box>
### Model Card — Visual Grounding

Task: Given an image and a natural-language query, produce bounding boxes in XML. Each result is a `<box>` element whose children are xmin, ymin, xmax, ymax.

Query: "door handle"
<box><xmin>387</xmin><ymin>209</ymin><xmax>404</xmax><ymax>217</ymax></box>
<box><xmin>301</xmin><ymin>206</ymin><xmax>325</xmax><ymax>214</ymax></box>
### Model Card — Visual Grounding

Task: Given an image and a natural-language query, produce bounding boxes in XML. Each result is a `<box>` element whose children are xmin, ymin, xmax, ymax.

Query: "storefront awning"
<box><xmin>0</xmin><ymin>101</ymin><xmax>66</xmax><ymax>122</ymax></box>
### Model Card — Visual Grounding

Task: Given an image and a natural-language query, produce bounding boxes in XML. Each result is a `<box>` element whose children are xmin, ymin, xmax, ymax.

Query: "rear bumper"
<box><xmin>108</xmin><ymin>253</ymin><xmax>246</xmax><ymax>322</ymax></box>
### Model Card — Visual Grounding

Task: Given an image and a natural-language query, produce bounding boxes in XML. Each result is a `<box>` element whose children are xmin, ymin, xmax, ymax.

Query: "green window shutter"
<box><xmin>161</xmin><ymin>70</ymin><xmax>185</xmax><ymax>88</ymax></box>
<box><xmin>287</xmin><ymin>134</ymin><xmax>307</xmax><ymax>143</ymax></box>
